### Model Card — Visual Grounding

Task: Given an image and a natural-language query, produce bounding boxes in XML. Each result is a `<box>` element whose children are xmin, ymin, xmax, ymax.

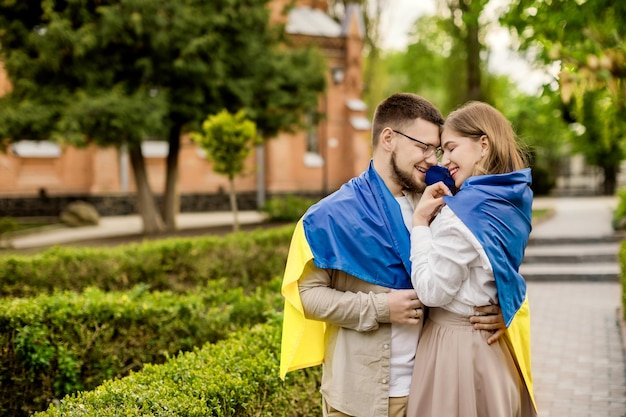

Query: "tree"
<box><xmin>379</xmin><ymin>0</ymin><xmax>494</xmax><ymax>114</ymax></box>
<box><xmin>492</xmin><ymin>78</ymin><xmax>572</xmax><ymax>195</ymax></box>
<box><xmin>382</xmin><ymin>14</ymin><xmax>460</xmax><ymax>115</ymax></box>
<box><xmin>501</xmin><ymin>0</ymin><xmax>626</xmax><ymax>194</ymax></box>
<box><xmin>0</xmin><ymin>0</ymin><xmax>326</xmax><ymax>233</ymax></box>
<box><xmin>328</xmin><ymin>0</ymin><xmax>383</xmax><ymax>106</ymax></box>
<box><xmin>246</xmin><ymin>46</ymin><xmax>326</xmax><ymax>144</ymax></box>
<box><xmin>192</xmin><ymin>110</ymin><xmax>259</xmax><ymax>232</ymax></box>
<box><xmin>445</xmin><ymin>0</ymin><xmax>490</xmax><ymax>103</ymax></box>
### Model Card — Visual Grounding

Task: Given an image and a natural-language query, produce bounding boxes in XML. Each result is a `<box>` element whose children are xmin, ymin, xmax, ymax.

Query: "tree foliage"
<box><xmin>192</xmin><ymin>110</ymin><xmax>259</xmax><ymax>180</ymax></box>
<box><xmin>492</xmin><ymin>79</ymin><xmax>572</xmax><ymax>195</ymax></box>
<box><xmin>374</xmin><ymin>1</ymin><xmax>571</xmax><ymax>195</ymax></box>
<box><xmin>501</xmin><ymin>0</ymin><xmax>626</xmax><ymax>194</ymax></box>
<box><xmin>382</xmin><ymin>14</ymin><xmax>460</xmax><ymax>115</ymax></box>
<box><xmin>0</xmin><ymin>0</ymin><xmax>326</xmax><ymax>231</ymax></box>
<box><xmin>379</xmin><ymin>0</ymin><xmax>492</xmax><ymax>115</ymax></box>
<box><xmin>192</xmin><ymin>109</ymin><xmax>259</xmax><ymax>231</ymax></box>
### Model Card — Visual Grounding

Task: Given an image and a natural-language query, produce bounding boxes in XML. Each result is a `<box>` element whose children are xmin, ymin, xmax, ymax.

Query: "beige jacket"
<box><xmin>299</xmin><ymin>264</ymin><xmax>394</xmax><ymax>417</ymax></box>
<box><xmin>297</xmin><ymin>190</ymin><xmax>421</xmax><ymax>417</ymax></box>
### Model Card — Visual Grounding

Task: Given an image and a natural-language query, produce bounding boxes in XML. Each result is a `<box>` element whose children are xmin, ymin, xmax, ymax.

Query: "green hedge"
<box><xmin>0</xmin><ymin>224</ymin><xmax>294</xmax><ymax>298</ymax></box>
<box><xmin>1</xmin><ymin>278</ymin><xmax>283</xmax><ymax>417</ymax></box>
<box><xmin>619</xmin><ymin>240</ymin><xmax>626</xmax><ymax>320</ymax></box>
<box><xmin>261</xmin><ymin>195</ymin><xmax>317</xmax><ymax>222</ymax></box>
<box><xmin>35</xmin><ymin>319</ymin><xmax>322</xmax><ymax>417</ymax></box>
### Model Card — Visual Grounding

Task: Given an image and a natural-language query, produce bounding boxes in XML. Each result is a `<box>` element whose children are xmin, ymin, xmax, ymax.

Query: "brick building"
<box><xmin>0</xmin><ymin>0</ymin><xmax>371</xmax><ymax>216</ymax></box>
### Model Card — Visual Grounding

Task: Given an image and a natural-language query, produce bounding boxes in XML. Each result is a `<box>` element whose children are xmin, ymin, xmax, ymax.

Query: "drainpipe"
<box><xmin>120</xmin><ymin>143</ymin><xmax>129</xmax><ymax>192</ymax></box>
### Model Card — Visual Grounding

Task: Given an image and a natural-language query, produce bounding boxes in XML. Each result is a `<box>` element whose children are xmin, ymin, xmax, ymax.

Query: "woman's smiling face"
<box><xmin>440</xmin><ymin>129</ymin><xmax>488</xmax><ymax>188</ymax></box>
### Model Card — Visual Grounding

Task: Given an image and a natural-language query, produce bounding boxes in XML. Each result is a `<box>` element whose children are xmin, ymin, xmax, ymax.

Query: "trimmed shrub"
<box><xmin>35</xmin><ymin>319</ymin><xmax>322</xmax><ymax>417</ymax></box>
<box><xmin>1</xmin><ymin>278</ymin><xmax>284</xmax><ymax>416</ymax></box>
<box><xmin>0</xmin><ymin>224</ymin><xmax>295</xmax><ymax>298</ymax></box>
<box><xmin>261</xmin><ymin>195</ymin><xmax>317</xmax><ymax>222</ymax></box>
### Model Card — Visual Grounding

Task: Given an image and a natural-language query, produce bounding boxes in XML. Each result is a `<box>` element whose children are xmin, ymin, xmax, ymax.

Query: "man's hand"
<box><xmin>387</xmin><ymin>289</ymin><xmax>423</xmax><ymax>325</ymax></box>
<box><xmin>469</xmin><ymin>305</ymin><xmax>506</xmax><ymax>345</ymax></box>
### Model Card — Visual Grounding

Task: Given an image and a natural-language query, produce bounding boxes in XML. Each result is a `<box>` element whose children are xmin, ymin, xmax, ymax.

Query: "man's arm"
<box><xmin>469</xmin><ymin>304</ymin><xmax>506</xmax><ymax>344</ymax></box>
<box><xmin>299</xmin><ymin>261</ymin><xmax>423</xmax><ymax>331</ymax></box>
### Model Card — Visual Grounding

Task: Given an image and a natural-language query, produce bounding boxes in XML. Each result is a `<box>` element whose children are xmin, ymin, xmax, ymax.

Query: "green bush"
<box><xmin>619</xmin><ymin>240</ymin><xmax>626</xmax><ymax>320</ymax></box>
<box><xmin>0</xmin><ymin>217</ymin><xmax>19</xmax><ymax>235</ymax></box>
<box><xmin>35</xmin><ymin>319</ymin><xmax>322</xmax><ymax>417</ymax></box>
<box><xmin>0</xmin><ymin>217</ymin><xmax>19</xmax><ymax>247</ymax></box>
<box><xmin>613</xmin><ymin>188</ymin><xmax>626</xmax><ymax>230</ymax></box>
<box><xmin>0</xmin><ymin>223</ymin><xmax>324</xmax><ymax>416</ymax></box>
<box><xmin>261</xmin><ymin>195</ymin><xmax>317</xmax><ymax>222</ymax></box>
<box><xmin>0</xmin><ymin>225</ymin><xmax>295</xmax><ymax>298</ymax></box>
<box><xmin>1</xmin><ymin>278</ymin><xmax>284</xmax><ymax>417</ymax></box>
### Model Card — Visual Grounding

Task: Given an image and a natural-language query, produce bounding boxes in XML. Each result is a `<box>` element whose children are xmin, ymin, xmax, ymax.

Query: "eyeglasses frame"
<box><xmin>391</xmin><ymin>129</ymin><xmax>442</xmax><ymax>159</ymax></box>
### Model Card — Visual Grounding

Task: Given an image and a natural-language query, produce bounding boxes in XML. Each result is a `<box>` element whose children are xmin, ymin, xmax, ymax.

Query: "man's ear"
<box><xmin>380</xmin><ymin>127</ymin><xmax>395</xmax><ymax>151</ymax></box>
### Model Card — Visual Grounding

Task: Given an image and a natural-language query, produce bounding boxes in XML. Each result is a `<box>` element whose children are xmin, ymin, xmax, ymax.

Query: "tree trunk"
<box><xmin>162</xmin><ymin>125</ymin><xmax>182</xmax><ymax>231</ymax></box>
<box><xmin>359</xmin><ymin>0</ymin><xmax>382</xmax><ymax>97</ymax></box>
<box><xmin>460</xmin><ymin>0</ymin><xmax>483</xmax><ymax>102</ymax></box>
<box><xmin>465</xmin><ymin>22</ymin><xmax>482</xmax><ymax>101</ymax></box>
<box><xmin>128</xmin><ymin>143</ymin><xmax>165</xmax><ymax>234</ymax></box>
<box><xmin>602</xmin><ymin>164</ymin><xmax>618</xmax><ymax>195</ymax></box>
<box><xmin>229</xmin><ymin>177</ymin><xmax>239</xmax><ymax>232</ymax></box>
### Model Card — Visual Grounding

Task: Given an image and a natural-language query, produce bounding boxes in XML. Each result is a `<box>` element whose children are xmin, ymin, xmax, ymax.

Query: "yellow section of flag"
<box><xmin>505</xmin><ymin>297</ymin><xmax>537</xmax><ymax>411</ymax></box>
<box><xmin>279</xmin><ymin>219</ymin><xmax>326</xmax><ymax>379</ymax></box>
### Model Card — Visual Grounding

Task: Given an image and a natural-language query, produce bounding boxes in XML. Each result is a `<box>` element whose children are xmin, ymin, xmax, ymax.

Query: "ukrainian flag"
<box><xmin>444</xmin><ymin>168</ymin><xmax>537</xmax><ymax>411</ymax></box>
<box><xmin>280</xmin><ymin>161</ymin><xmax>413</xmax><ymax>379</ymax></box>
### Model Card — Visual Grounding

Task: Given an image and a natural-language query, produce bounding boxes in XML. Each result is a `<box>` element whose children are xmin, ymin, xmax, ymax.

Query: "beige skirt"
<box><xmin>406</xmin><ymin>308</ymin><xmax>536</xmax><ymax>417</ymax></box>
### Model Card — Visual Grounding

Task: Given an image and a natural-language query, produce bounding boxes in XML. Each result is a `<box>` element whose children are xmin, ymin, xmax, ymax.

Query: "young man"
<box><xmin>280</xmin><ymin>93</ymin><xmax>504</xmax><ymax>417</ymax></box>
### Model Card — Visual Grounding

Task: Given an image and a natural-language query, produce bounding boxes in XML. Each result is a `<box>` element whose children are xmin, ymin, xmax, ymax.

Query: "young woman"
<box><xmin>406</xmin><ymin>101</ymin><xmax>537</xmax><ymax>417</ymax></box>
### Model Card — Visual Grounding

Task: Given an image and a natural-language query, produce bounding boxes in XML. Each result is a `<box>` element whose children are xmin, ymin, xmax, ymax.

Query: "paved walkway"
<box><xmin>7</xmin><ymin>210</ymin><xmax>267</xmax><ymax>249</ymax></box>
<box><xmin>3</xmin><ymin>196</ymin><xmax>626</xmax><ymax>416</ymax></box>
<box><xmin>527</xmin><ymin>196</ymin><xmax>625</xmax><ymax>417</ymax></box>
<box><xmin>531</xmin><ymin>196</ymin><xmax>618</xmax><ymax>240</ymax></box>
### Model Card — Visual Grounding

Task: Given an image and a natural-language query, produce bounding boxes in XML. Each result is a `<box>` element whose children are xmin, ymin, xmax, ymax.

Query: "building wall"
<box><xmin>0</xmin><ymin>1</ymin><xmax>370</xmax><ymax>214</ymax></box>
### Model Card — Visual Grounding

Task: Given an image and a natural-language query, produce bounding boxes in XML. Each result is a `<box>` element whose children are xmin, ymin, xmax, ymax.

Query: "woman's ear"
<box><xmin>479</xmin><ymin>134</ymin><xmax>490</xmax><ymax>157</ymax></box>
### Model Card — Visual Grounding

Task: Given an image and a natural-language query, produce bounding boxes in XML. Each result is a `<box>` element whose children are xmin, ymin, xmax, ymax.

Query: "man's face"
<box><xmin>388</xmin><ymin>118</ymin><xmax>441</xmax><ymax>193</ymax></box>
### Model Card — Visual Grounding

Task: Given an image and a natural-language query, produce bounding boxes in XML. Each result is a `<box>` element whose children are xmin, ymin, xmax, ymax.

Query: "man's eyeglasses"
<box><xmin>392</xmin><ymin>129</ymin><xmax>442</xmax><ymax>159</ymax></box>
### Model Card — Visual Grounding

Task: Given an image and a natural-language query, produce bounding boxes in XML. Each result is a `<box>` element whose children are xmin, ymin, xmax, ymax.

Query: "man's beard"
<box><xmin>390</xmin><ymin>151</ymin><xmax>426</xmax><ymax>194</ymax></box>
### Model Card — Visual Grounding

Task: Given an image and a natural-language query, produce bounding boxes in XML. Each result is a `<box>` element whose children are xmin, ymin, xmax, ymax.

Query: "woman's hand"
<box><xmin>413</xmin><ymin>181</ymin><xmax>452</xmax><ymax>226</ymax></box>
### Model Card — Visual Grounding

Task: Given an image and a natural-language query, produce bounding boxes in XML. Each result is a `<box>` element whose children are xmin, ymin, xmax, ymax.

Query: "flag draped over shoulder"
<box><xmin>443</xmin><ymin>168</ymin><xmax>536</xmax><ymax>411</ymax></box>
<box><xmin>280</xmin><ymin>161</ymin><xmax>412</xmax><ymax>379</ymax></box>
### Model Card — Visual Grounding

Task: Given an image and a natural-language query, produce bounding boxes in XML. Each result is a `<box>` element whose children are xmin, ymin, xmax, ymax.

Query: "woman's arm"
<box><xmin>410</xmin><ymin>207</ymin><xmax>480</xmax><ymax>307</ymax></box>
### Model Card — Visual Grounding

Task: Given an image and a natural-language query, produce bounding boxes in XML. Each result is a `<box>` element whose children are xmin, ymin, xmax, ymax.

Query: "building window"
<box><xmin>305</xmin><ymin>112</ymin><xmax>319</xmax><ymax>154</ymax></box>
<box><xmin>304</xmin><ymin>112</ymin><xmax>324</xmax><ymax>167</ymax></box>
<box><xmin>141</xmin><ymin>140</ymin><xmax>169</xmax><ymax>158</ymax></box>
<box><xmin>11</xmin><ymin>140</ymin><xmax>61</xmax><ymax>158</ymax></box>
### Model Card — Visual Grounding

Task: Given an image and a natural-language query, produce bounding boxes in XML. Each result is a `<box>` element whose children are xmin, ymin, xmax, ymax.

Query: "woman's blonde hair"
<box><xmin>444</xmin><ymin>101</ymin><xmax>528</xmax><ymax>175</ymax></box>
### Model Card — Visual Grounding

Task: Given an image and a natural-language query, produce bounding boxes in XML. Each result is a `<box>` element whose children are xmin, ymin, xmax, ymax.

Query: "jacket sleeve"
<box><xmin>299</xmin><ymin>261</ymin><xmax>390</xmax><ymax>331</ymax></box>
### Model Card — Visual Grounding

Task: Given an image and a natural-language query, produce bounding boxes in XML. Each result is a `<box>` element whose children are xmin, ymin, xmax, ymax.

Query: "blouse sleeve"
<box><xmin>410</xmin><ymin>206</ymin><xmax>480</xmax><ymax>307</ymax></box>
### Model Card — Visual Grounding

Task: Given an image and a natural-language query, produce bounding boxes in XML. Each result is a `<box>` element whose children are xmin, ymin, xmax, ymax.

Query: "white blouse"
<box><xmin>410</xmin><ymin>205</ymin><xmax>498</xmax><ymax>317</ymax></box>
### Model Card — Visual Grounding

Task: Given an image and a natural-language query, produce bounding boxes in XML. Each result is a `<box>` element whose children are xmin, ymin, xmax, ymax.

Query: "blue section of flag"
<box><xmin>425</xmin><ymin>165</ymin><xmax>457</xmax><ymax>194</ymax></box>
<box><xmin>303</xmin><ymin>160</ymin><xmax>413</xmax><ymax>289</ymax></box>
<box><xmin>443</xmin><ymin>168</ymin><xmax>533</xmax><ymax>326</ymax></box>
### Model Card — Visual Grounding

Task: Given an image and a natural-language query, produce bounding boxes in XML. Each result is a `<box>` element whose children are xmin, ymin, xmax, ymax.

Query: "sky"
<box><xmin>376</xmin><ymin>0</ymin><xmax>555</xmax><ymax>95</ymax></box>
